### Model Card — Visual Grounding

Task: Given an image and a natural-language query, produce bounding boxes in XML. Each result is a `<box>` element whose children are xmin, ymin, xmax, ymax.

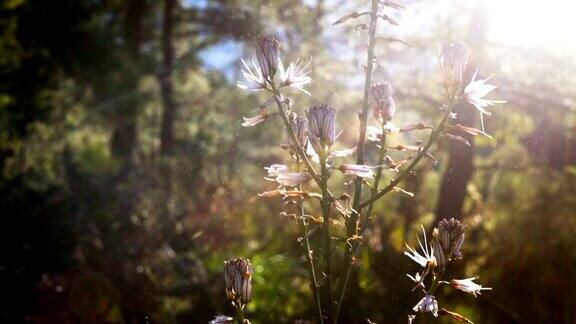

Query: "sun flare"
<box><xmin>486</xmin><ymin>0</ymin><xmax>576</xmax><ymax>51</ymax></box>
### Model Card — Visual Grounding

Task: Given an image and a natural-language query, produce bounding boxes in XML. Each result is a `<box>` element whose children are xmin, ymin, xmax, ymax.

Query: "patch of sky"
<box><xmin>199</xmin><ymin>40</ymin><xmax>243</xmax><ymax>80</ymax></box>
<box><xmin>182</xmin><ymin>0</ymin><xmax>208</xmax><ymax>9</ymax></box>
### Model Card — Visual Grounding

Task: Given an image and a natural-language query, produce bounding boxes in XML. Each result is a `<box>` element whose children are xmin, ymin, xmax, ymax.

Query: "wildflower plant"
<box><xmin>232</xmin><ymin>1</ymin><xmax>503</xmax><ymax>323</ymax></box>
<box><xmin>405</xmin><ymin>220</ymin><xmax>491</xmax><ymax>323</ymax></box>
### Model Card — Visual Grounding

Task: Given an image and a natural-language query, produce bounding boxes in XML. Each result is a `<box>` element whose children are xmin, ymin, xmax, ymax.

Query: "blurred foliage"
<box><xmin>1</xmin><ymin>0</ymin><xmax>576</xmax><ymax>323</ymax></box>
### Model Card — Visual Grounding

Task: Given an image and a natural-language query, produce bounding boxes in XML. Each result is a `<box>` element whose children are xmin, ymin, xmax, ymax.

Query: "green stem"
<box><xmin>358</xmin><ymin>109</ymin><xmax>452</xmax><ymax>210</ymax></box>
<box><xmin>349</xmin><ymin>0</ymin><xmax>380</xmax><ymax>237</ymax></box>
<box><xmin>269</xmin><ymin>83</ymin><xmax>333</xmax><ymax>322</ymax></box>
<box><xmin>320</xmin><ymin>152</ymin><xmax>333</xmax><ymax>322</ymax></box>
<box><xmin>334</xmin><ymin>127</ymin><xmax>387</xmax><ymax>322</ymax></box>
<box><xmin>334</xmin><ymin>1</ymin><xmax>379</xmax><ymax>321</ymax></box>
<box><xmin>296</xmin><ymin>164</ymin><xmax>324</xmax><ymax>324</ymax></box>
<box><xmin>334</xmin><ymin>103</ymin><xmax>454</xmax><ymax>323</ymax></box>
<box><xmin>234</xmin><ymin>306</ymin><xmax>244</xmax><ymax>324</ymax></box>
<box><xmin>270</xmin><ymin>85</ymin><xmax>322</xmax><ymax>184</ymax></box>
<box><xmin>429</xmin><ymin>271</ymin><xmax>440</xmax><ymax>295</ymax></box>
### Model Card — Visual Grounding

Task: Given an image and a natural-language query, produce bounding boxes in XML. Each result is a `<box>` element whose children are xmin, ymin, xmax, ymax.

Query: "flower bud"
<box><xmin>368</xmin><ymin>83</ymin><xmax>396</xmax><ymax>122</ymax></box>
<box><xmin>439</xmin><ymin>42</ymin><xmax>469</xmax><ymax>99</ymax></box>
<box><xmin>256</xmin><ymin>36</ymin><xmax>280</xmax><ymax>81</ymax></box>
<box><xmin>289</xmin><ymin>115</ymin><xmax>308</xmax><ymax>149</ymax></box>
<box><xmin>436</xmin><ymin>218</ymin><xmax>467</xmax><ymax>260</ymax></box>
<box><xmin>306</xmin><ymin>104</ymin><xmax>337</xmax><ymax>155</ymax></box>
<box><xmin>224</xmin><ymin>258</ymin><xmax>253</xmax><ymax>307</ymax></box>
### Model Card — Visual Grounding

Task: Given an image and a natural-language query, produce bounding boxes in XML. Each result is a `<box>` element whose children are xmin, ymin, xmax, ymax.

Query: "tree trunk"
<box><xmin>434</xmin><ymin>84</ymin><xmax>476</xmax><ymax>222</ymax></box>
<box><xmin>160</xmin><ymin>0</ymin><xmax>177</xmax><ymax>156</ymax></box>
<box><xmin>111</xmin><ymin>0</ymin><xmax>145</xmax><ymax>177</ymax></box>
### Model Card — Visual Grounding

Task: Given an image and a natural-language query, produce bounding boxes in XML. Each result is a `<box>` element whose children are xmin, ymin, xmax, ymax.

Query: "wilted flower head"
<box><xmin>369</xmin><ymin>83</ymin><xmax>396</xmax><ymax>122</ymax></box>
<box><xmin>338</xmin><ymin>164</ymin><xmax>374</xmax><ymax>178</ymax></box>
<box><xmin>242</xmin><ymin>112</ymin><xmax>273</xmax><ymax>127</ymax></box>
<box><xmin>209</xmin><ymin>315</ymin><xmax>234</xmax><ymax>324</ymax></box>
<box><xmin>275</xmin><ymin>172</ymin><xmax>312</xmax><ymax>186</ymax></box>
<box><xmin>256</xmin><ymin>36</ymin><xmax>280</xmax><ymax>81</ymax></box>
<box><xmin>439</xmin><ymin>42</ymin><xmax>469</xmax><ymax>99</ymax></box>
<box><xmin>306</xmin><ymin>104</ymin><xmax>337</xmax><ymax>155</ymax></box>
<box><xmin>413</xmin><ymin>294</ymin><xmax>439</xmax><ymax>317</ymax></box>
<box><xmin>265</xmin><ymin>164</ymin><xmax>289</xmax><ymax>178</ymax></box>
<box><xmin>450</xmin><ymin>277</ymin><xmax>492</xmax><ymax>297</ymax></box>
<box><xmin>224</xmin><ymin>258</ymin><xmax>253</xmax><ymax>307</ymax></box>
<box><xmin>435</xmin><ymin>218</ymin><xmax>467</xmax><ymax>260</ymax></box>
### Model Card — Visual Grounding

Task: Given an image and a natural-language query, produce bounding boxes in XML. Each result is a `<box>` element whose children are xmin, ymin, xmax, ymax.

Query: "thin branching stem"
<box><xmin>319</xmin><ymin>152</ymin><xmax>333</xmax><ymax>322</ymax></box>
<box><xmin>269</xmin><ymin>82</ymin><xmax>336</xmax><ymax>322</ymax></box>
<box><xmin>269</xmin><ymin>84</ymin><xmax>341</xmax><ymax>206</ymax></box>
<box><xmin>234</xmin><ymin>306</ymin><xmax>244</xmax><ymax>324</ymax></box>
<box><xmin>358</xmin><ymin>108</ymin><xmax>452</xmax><ymax>209</ymax></box>
<box><xmin>334</xmin><ymin>104</ymin><xmax>453</xmax><ymax>322</ymax></box>
<box><xmin>334</xmin><ymin>1</ymin><xmax>379</xmax><ymax>322</ymax></box>
<box><xmin>349</xmin><ymin>0</ymin><xmax>380</xmax><ymax>237</ymax></box>
<box><xmin>334</xmin><ymin>128</ymin><xmax>387</xmax><ymax>320</ymax></box>
<box><xmin>296</xmin><ymin>169</ymin><xmax>324</xmax><ymax>324</ymax></box>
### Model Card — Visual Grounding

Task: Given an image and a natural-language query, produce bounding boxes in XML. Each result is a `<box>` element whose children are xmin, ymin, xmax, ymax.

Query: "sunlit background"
<box><xmin>1</xmin><ymin>0</ymin><xmax>575</xmax><ymax>323</ymax></box>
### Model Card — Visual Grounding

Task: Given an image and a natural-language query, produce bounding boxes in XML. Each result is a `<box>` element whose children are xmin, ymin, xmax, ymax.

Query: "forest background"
<box><xmin>1</xmin><ymin>0</ymin><xmax>575</xmax><ymax>322</ymax></box>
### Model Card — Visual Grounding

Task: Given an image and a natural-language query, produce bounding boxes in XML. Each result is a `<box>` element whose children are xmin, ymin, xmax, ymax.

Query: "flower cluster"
<box><xmin>405</xmin><ymin>219</ymin><xmax>491</xmax><ymax>322</ymax></box>
<box><xmin>228</xmin><ymin>2</ymin><xmax>504</xmax><ymax>321</ymax></box>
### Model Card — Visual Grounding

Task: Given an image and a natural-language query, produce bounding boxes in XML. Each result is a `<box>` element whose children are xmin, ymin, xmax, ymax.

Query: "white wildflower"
<box><xmin>279</xmin><ymin>58</ymin><xmax>313</xmax><ymax>95</ymax></box>
<box><xmin>450</xmin><ymin>277</ymin><xmax>492</xmax><ymax>297</ymax></box>
<box><xmin>237</xmin><ymin>58</ymin><xmax>267</xmax><ymax>91</ymax></box>
<box><xmin>404</xmin><ymin>225</ymin><xmax>437</xmax><ymax>269</ymax></box>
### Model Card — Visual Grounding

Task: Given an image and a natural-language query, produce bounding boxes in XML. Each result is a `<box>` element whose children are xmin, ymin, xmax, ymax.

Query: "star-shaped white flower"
<box><xmin>404</xmin><ymin>225</ymin><xmax>437</xmax><ymax>268</ymax></box>
<box><xmin>464</xmin><ymin>70</ymin><xmax>506</xmax><ymax>130</ymax></box>
<box><xmin>278</xmin><ymin>58</ymin><xmax>313</xmax><ymax>95</ymax></box>
<box><xmin>237</xmin><ymin>58</ymin><xmax>268</xmax><ymax>91</ymax></box>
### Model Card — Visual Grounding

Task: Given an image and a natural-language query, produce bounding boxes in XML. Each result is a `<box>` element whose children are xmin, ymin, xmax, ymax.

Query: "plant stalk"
<box><xmin>319</xmin><ymin>152</ymin><xmax>333</xmax><ymax>322</ymax></box>
<box><xmin>349</xmin><ymin>0</ymin><xmax>380</xmax><ymax>237</ymax></box>
<box><xmin>234</xmin><ymin>306</ymin><xmax>244</xmax><ymax>324</ymax></box>
<box><xmin>296</xmin><ymin>165</ymin><xmax>324</xmax><ymax>324</ymax></box>
<box><xmin>334</xmin><ymin>127</ymin><xmax>387</xmax><ymax>323</ymax></box>
<box><xmin>358</xmin><ymin>109</ymin><xmax>452</xmax><ymax>209</ymax></box>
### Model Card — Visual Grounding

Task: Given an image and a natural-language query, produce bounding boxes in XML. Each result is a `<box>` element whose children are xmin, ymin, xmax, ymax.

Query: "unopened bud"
<box><xmin>289</xmin><ymin>115</ymin><xmax>308</xmax><ymax>149</ymax></box>
<box><xmin>256</xmin><ymin>36</ymin><xmax>280</xmax><ymax>81</ymax></box>
<box><xmin>224</xmin><ymin>258</ymin><xmax>253</xmax><ymax>307</ymax></box>
<box><xmin>306</xmin><ymin>104</ymin><xmax>337</xmax><ymax>155</ymax></box>
<box><xmin>436</xmin><ymin>218</ymin><xmax>467</xmax><ymax>260</ymax></box>
<box><xmin>439</xmin><ymin>42</ymin><xmax>469</xmax><ymax>100</ymax></box>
